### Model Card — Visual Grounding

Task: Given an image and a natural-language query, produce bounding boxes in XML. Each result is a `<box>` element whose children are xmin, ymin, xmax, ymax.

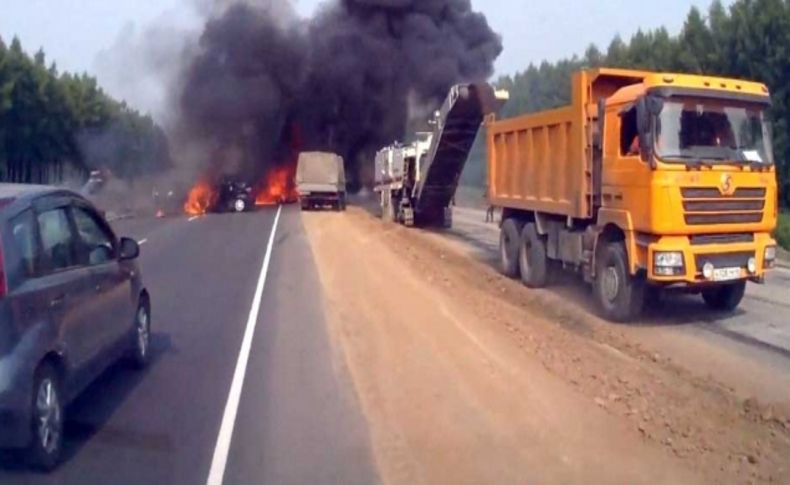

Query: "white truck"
<box><xmin>296</xmin><ymin>152</ymin><xmax>347</xmax><ymax>211</ymax></box>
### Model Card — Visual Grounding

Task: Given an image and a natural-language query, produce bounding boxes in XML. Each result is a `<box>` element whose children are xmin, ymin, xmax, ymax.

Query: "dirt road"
<box><xmin>303</xmin><ymin>208</ymin><xmax>790</xmax><ymax>484</ymax></box>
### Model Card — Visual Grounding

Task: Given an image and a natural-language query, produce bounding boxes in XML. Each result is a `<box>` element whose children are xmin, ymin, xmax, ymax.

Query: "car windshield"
<box><xmin>654</xmin><ymin>96</ymin><xmax>774</xmax><ymax>165</ymax></box>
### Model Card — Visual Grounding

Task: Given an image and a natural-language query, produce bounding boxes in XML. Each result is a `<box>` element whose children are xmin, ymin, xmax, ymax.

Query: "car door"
<box><xmin>33</xmin><ymin>199</ymin><xmax>100</xmax><ymax>388</ymax></box>
<box><xmin>70</xmin><ymin>204</ymin><xmax>134</xmax><ymax>350</ymax></box>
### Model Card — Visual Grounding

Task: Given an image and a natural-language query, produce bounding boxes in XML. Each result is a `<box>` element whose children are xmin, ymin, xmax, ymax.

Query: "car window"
<box><xmin>37</xmin><ymin>208</ymin><xmax>78</xmax><ymax>272</ymax></box>
<box><xmin>72</xmin><ymin>207</ymin><xmax>116</xmax><ymax>265</ymax></box>
<box><xmin>9</xmin><ymin>209</ymin><xmax>40</xmax><ymax>278</ymax></box>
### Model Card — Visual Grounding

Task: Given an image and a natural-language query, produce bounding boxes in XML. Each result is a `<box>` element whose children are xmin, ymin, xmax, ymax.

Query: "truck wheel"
<box><xmin>519</xmin><ymin>223</ymin><xmax>549</xmax><ymax>288</ymax></box>
<box><xmin>594</xmin><ymin>242</ymin><xmax>645</xmax><ymax>322</ymax></box>
<box><xmin>702</xmin><ymin>281</ymin><xmax>746</xmax><ymax>311</ymax></box>
<box><xmin>499</xmin><ymin>218</ymin><xmax>522</xmax><ymax>277</ymax></box>
<box><xmin>28</xmin><ymin>363</ymin><xmax>64</xmax><ymax>471</ymax></box>
<box><xmin>442</xmin><ymin>207</ymin><xmax>453</xmax><ymax>229</ymax></box>
<box><xmin>340</xmin><ymin>194</ymin><xmax>347</xmax><ymax>211</ymax></box>
<box><xmin>402</xmin><ymin>207</ymin><xmax>414</xmax><ymax>227</ymax></box>
<box><xmin>381</xmin><ymin>194</ymin><xmax>393</xmax><ymax>221</ymax></box>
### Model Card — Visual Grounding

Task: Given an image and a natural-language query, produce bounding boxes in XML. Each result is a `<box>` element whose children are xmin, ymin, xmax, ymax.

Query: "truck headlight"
<box><xmin>654</xmin><ymin>251</ymin><xmax>684</xmax><ymax>276</ymax></box>
<box><xmin>655</xmin><ymin>252</ymin><xmax>683</xmax><ymax>267</ymax></box>
<box><xmin>764</xmin><ymin>246</ymin><xmax>776</xmax><ymax>268</ymax></box>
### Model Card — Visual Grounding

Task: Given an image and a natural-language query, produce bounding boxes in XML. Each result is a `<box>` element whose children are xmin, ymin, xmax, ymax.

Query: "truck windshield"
<box><xmin>655</xmin><ymin>96</ymin><xmax>773</xmax><ymax>165</ymax></box>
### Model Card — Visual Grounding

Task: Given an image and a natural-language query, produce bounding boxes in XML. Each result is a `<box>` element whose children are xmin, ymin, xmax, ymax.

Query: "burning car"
<box><xmin>183</xmin><ymin>166</ymin><xmax>299</xmax><ymax>216</ymax></box>
<box><xmin>215</xmin><ymin>178</ymin><xmax>255</xmax><ymax>213</ymax></box>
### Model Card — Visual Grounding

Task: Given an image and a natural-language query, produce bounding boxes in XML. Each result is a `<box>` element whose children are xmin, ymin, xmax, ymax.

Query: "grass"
<box><xmin>777</xmin><ymin>211</ymin><xmax>790</xmax><ymax>251</ymax></box>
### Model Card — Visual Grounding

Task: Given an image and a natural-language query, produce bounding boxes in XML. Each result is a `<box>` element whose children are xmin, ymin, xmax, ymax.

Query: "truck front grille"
<box><xmin>689</xmin><ymin>233</ymin><xmax>755</xmax><ymax>245</ymax></box>
<box><xmin>694</xmin><ymin>251</ymin><xmax>754</xmax><ymax>271</ymax></box>
<box><xmin>681</xmin><ymin>187</ymin><xmax>766</xmax><ymax>226</ymax></box>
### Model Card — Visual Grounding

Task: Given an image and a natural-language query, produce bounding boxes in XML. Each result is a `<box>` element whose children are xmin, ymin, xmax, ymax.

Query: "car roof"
<box><xmin>0</xmin><ymin>183</ymin><xmax>87</xmax><ymax>217</ymax></box>
<box><xmin>0</xmin><ymin>183</ymin><xmax>62</xmax><ymax>199</ymax></box>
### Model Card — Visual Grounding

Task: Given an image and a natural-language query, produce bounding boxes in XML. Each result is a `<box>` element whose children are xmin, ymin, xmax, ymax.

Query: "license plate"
<box><xmin>713</xmin><ymin>267</ymin><xmax>742</xmax><ymax>282</ymax></box>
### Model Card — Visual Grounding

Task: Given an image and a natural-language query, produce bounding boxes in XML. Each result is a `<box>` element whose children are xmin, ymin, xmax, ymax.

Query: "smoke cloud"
<box><xmin>177</xmin><ymin>0</ymin><xmax>502</xmax><ymax>190</ymax></box>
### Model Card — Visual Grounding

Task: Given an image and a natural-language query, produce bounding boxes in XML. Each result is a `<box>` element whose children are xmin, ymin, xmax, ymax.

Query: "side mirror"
<box><xmin>636</xmin><ymin>97</ymin><xmax>655</xmax><ymax>165</ymax></box>
<box><xmin>593</xmin><ymin>97</ymin><xmax>606</xmax><ymax>149</ymax></box>
<box><xmin>119</xmin><ymin>237</ymin><xmax>140</xmax><ymax>261</ymax></box>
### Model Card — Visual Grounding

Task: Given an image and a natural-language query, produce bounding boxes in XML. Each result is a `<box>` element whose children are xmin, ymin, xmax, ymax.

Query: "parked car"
<box><xmin>0</xmin><ymin>183</ymin><xmax>150</xmax><ymax>470</ymax></box>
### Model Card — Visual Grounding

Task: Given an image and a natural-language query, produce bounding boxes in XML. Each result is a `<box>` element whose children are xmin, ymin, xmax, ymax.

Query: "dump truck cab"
<box><xmin>598</xmin><ymin>71</ymin><xmax>777</xmax><ymax>286</ymax></box>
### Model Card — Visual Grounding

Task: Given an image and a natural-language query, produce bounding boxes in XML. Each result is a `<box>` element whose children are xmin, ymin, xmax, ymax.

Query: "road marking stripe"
<box><xmin>206</xmin><ymin>205</ymin><xmax>282</xmax><ymax>485</ymax></box>
<box><xmin>138</xmin><ymin>238</ymin><xmax>148</xmax><ymax>245</ymax></box>
<box><xmin>188</xmin><ymin>215</ymin><xmax>200</xmax><ymax>222</ymax></box>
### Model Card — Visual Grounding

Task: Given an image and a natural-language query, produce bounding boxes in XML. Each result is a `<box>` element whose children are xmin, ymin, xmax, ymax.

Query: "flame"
<box><xmin>184</xmin><ymin>179</ymin><xmax>217</xmax><ymax>215</ymax></box>
<box><xmin>255</xmin><ymin>166</ymin><xmax>298</xmax><ymax>206</ymax></box>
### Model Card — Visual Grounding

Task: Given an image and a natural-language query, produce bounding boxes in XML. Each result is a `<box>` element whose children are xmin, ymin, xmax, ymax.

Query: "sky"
<box><xmin>0</xmin><ymin>0</ymin><xmax>729</xmax><ymax>113</ymax></box>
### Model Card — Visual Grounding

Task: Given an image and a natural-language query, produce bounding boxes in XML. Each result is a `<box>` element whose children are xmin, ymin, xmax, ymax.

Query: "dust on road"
<box><xmin>302</xmin><ymin>208</ymin><xmax>790</xmax><ymax>484</ymax></box>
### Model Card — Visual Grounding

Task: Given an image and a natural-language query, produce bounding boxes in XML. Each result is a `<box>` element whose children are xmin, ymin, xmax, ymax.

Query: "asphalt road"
<box><xmin>0</xmin><ymin>205</ymin><xmax>378</xmax><ymax>484</ymax></box>
<box><xmin>449</xmin><ymin>206</ymin><xmax>790</xmax><ymax>357</ymax></box>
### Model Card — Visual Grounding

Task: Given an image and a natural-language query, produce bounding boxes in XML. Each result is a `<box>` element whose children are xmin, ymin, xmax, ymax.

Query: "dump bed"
<box><xmin>296</xmin><ymin>152</ymin><xmax>346</xmax><ymax>193</ymax></box>
<box><xmin>487</xmin><ymin>69</ymin><xmax>650</xmax><ymax>219</ymax></box>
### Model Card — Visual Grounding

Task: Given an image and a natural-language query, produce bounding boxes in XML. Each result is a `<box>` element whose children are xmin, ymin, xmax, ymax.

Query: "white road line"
<box><xmin>206</xmin><ymin>205</ymin><xmax>282</xmax><ymax>485</ymax></box>
<box><xmin>138</xmin><ymin>238</ymin><xmax>148</xmax><ymax>245</ymax></box>
<box><xmin>188</xmin><ymin>215</ymin><xmax>200</xmax><ymax>222</ymax></box>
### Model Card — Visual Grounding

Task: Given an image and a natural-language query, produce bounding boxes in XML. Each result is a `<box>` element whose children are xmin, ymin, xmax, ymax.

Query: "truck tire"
<box><xmin>594</xmin><ymin>242</ymin><xmax>645</xmax><ymax>322</ymax></box>
<box><xmin>499</xmin><ymin>218</ymin><xmax>522</xmax><ymax>277</ymax></box>
<box><xmin>519</xmin><ymin>223</ymin><xmax>549</xmax><ymax>288</ymax></box>
<box><xmin>402</xmin><ymin>207</ymin><xmax>415</xmax><ymax>227</ymax></box>
<box><xmin>381</xmin><ymin>193</ymin><xmax>391</xmax><ymax>221</ymax></box>
<box><xmin>339</xmin><ymin>194</ymin><xmax>347</xmax><ymax>211</ymax></box>
<box><xmin>702</xmin><ymin>281</ymin><xmax>746</xmax><ymax>311</ymax></box>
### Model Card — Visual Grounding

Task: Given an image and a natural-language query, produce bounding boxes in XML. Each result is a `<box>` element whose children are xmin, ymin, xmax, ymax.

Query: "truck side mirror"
<box><xmin>636</xmin><ymin>97</ymin><xmax>654</xmax><ymax>165</ymax></box>
<box><xmin>593</xmin><ymin>98</ymin><xmax>606</xmax><ymax>149</ymax></box>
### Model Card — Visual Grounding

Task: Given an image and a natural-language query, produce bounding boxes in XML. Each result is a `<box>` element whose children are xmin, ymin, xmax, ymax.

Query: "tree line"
<box><xmin>0</xmin><ymin>36</ymin><xmax>171</xmax><ymax>185</ymax></box>
<box><xmin>466</xmin><ymin>0</ymin><xmax>789</xmax><ymax>205</ymax></box>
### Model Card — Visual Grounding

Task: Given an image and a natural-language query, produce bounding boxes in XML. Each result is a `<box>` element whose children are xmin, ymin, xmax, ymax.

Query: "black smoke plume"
<box><xmin>178</xmin><ymin>0</ymin><xmax>502</xmax><ymax>190</ymax></box>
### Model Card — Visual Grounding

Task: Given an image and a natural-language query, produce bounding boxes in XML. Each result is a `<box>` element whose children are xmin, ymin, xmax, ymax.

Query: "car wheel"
<box><xmin>130</xmin><ymin>299</ymin><xmax>151</xmax><ymax>369</ymax></box>
<box><xmin>28</xmin><ymin>364</ymin><xmax>64</xmax><ymax>471</ymax></box>
<box><xmin>702</xmin><ymin>281</ymin><xmax>746</xmax><ymax>311</ymax></box>
<box><xmin>233</xmin><ymin>199</ymin><xmax>246</xmax><ymax>213</ymax></box>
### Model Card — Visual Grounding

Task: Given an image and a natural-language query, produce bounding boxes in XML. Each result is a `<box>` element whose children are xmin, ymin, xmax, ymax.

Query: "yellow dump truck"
<box><xmin>488</xmin><ymin>68</ymin><xmax>778</xmax><ymax>321</ymax></box>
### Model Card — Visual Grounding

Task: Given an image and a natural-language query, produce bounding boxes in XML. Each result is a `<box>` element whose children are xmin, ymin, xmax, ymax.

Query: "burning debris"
<box><xmin>176</xmin><ymin>0</ymin><xmax>502</xmax><ymax>210</ymax></box>
<box><xmin>255</xmin><ymin>166</ymin><xmax>298</xmax><ymax>206</ymax></box>
<box><xmin>184</xmin><ymin>179</ymin><xmax>217</xmax><ymax>215</ymax></box>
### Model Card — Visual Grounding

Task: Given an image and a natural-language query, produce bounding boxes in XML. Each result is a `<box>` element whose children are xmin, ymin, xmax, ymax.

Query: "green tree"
<box><xmin>0</xmin><ymin>36</ymin><xmax>172</xmax><ymax>184</ymax></box>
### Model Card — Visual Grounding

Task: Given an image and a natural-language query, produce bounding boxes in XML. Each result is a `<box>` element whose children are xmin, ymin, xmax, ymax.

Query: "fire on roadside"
<box><xmin>184</xmin><ymin>179</ymin><xmax>217</xmax><ymax>215</ymax></box>
<box><xmin>255</xmin><ymin>165</ymin><xmax>298</xmax><ymax>206</ymax></box>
